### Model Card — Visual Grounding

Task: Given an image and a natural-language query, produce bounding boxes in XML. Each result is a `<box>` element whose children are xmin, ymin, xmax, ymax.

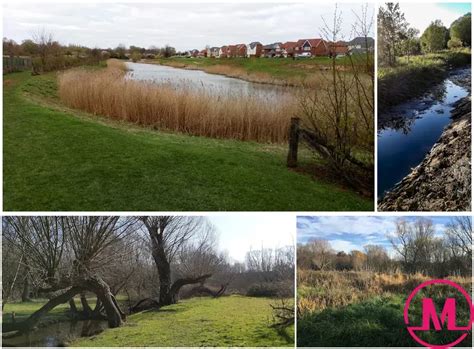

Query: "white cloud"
<box><xmin>3</xmin><ymin>2</ymin><xmax>374</xmax><ymax>50</ymax></box>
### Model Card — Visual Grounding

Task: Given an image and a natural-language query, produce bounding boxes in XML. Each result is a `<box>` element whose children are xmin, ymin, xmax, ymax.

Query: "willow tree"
<box><xmin>139</xmin><ymin>216</ymin><xmax>223</xmax><ymax>307</ymax></box>
<box><xmin>3</xmin><ymin>216</ymin><xmax>135</xmax><ymax>331</ymax></box>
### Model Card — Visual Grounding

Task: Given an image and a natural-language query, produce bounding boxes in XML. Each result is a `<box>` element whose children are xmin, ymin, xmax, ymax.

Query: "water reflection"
<box><xmin>3</xmin><ymin>319</ymin><xmax>108</xmax><ymax>347</ymax></box>
<box><xmin>377</xmin><ymin>68</ymin><xmax>470</xmax><ymax>198</ymax></box>
<box><xmin>125</xmin><ymin>62</ymin><xmax>296</xmax><ymax>102</ymax></box>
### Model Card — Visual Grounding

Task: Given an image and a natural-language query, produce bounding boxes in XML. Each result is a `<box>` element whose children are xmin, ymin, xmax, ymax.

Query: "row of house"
<box><xmin>186</xmin><ymin>37</ymin><xmax>373</xmax><ymax>59</ymax></box>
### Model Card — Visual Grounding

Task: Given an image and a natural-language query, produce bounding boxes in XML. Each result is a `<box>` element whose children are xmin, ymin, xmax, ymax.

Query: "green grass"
<box><xmin>378</xmin><ymin>50</ymin><xmax>471</xmax><ymax>111</ymax></box>
<box><xmin>153</xmin><ymin>55</ymin><xmax>368</xmax><ymax>80</ymax></box>
<box><xmin>297</xmin><ymin>293</ymin><xmax>472</xmax><ymax>347</ymax></box>
<box><xmin>3</xmin><ymin>71</ymin><xmax>372</xmax><ymax>211</ymax></box>
<box><xmin>72</xmin><ymin>295</ymin><xmax>293</xmax><ymax>347</ymax></box>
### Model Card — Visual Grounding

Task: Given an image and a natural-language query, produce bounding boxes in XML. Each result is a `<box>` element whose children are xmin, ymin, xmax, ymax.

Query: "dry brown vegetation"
<box><xmin>58</xmin><ymin>61</ymin><xmax>295</xmax><ymax>143</ymax></box>
<box><xmin>297</xmin><ymin>270</ymin><xmax>471</xmax><ymax>316</ymax></box>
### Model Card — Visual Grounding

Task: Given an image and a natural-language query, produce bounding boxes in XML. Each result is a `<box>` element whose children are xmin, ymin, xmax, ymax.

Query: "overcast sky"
<box><xmin>3</xmin><ymin>2</ymin><xmax>374</xmax><ymax>51</ymax></box>
<box><xmin>399</xmin><ymin>2</ymin><xmax>471</xmax><ymax>34</ymax></box>
<box><xmin>297</xmin><ymin>216</ymin><xmax>462</xmax><ymax>255</ymax></box>
<box><xmin>208</xmin><ymin>215</ymin><xmax>294</xmax><ymax>263</ymax></box>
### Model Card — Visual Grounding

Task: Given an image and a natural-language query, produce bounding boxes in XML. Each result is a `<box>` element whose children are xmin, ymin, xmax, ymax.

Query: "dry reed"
<box><xmin>297</xmin><ymin>270</ymin><xmax>471</xmax><ymax>316</ymax></box>
<box><xmin>58</xmin><ymin>64</ymin><xmax>295</xmax><ymax>143</ymax></box>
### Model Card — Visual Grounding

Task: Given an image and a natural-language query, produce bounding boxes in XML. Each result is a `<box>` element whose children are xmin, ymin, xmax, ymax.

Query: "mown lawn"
<box><xmin>72</xmin><ymin>295</ymin><xmax>294</xmax><ymax>347</ymax></box>
<box><xmin>3</xmin><ymin>71</ymin><xmax>372</xmax><ymax>211</ymax></box>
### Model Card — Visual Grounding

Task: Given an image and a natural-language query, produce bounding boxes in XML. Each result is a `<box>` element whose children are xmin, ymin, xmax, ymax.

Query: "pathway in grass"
<box><xmin>3</xmin><ymin>71</ymin><xmax>372</xmax><ymax>211</ymax></box>
<box><xmin>72</xmin><ymin>296</ymin><xmax>293</xmax><ymax>347</ymax></box>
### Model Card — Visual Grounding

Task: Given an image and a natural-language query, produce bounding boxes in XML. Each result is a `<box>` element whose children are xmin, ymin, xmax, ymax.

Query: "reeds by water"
<box><xmin>58</xmin><ymin>62</ymin><xmax>295</xmax><ymax>143</ymax></box>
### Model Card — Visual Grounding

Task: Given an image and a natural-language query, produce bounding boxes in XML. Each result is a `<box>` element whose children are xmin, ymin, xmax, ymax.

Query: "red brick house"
<box><xmin>281</xmin><ymin>41</ymin><xmax>298</xmax><ymax>57</ymax></box>
<box><xmin>328</xmin><ymin>41</ymin><xmax>350</xmax><ymax>57</ymax></box>
<box><xmin>235</xmin><ymin>44</ymin><xmax>247</xmax><ymax>57</ymax></box>
<box><xmin>219</xmin><ymin>46</ymin><xmax>228</xmax><ymax>58</ymax></box>
<box><xmin>225</xmin><ymin>45</ymin><xmax>238</xmax><ymax>58</ymax></box>
<box><xmin>295</xmin><ymin>39</ymin><xmax>329</xmax><ymax>56</ymax></box>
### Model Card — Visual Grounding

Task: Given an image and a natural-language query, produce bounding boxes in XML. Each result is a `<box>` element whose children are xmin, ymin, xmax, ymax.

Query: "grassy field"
<box><xmin>297</xmin><ymin>270</ymin><xmax>472</xmax><ymax>347</ymax></box>
<box><xmin>72</xmin><ymin>295</ymin><xmax>293</xmax><ymax>347</ymax></box>
<box><xmin>378</xmin><ymin>50</ymin><xmax>471</xmax><ymax>112</ymax></box>
<box><xmin>3</xmin><ymin>71</ymin><xmax>372</xmax><ymax>211</ymax></box>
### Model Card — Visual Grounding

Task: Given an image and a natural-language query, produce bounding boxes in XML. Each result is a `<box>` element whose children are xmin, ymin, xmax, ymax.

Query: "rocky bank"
<box><xmin>378</xmin><ymin>96</ymin><xmax>471</xmax><ymax>211</ymax></box>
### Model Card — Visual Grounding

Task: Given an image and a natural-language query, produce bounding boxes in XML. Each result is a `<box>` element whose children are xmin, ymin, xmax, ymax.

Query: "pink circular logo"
<box><xmin>404</xmin><ymin>279</ymin><xmax>473</xmax><ymax>348</ymax></box>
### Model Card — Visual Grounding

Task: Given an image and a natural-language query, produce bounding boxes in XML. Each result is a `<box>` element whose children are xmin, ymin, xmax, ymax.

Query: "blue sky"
<box><xmin>400</xmin><ymin>2</ymin><xmax>471</xmax><ymax>33</ymax></box>
<box><xmin>297</xmin><ymin>216</ymin><xmax>458</xmax><ymax>254</ymax></box>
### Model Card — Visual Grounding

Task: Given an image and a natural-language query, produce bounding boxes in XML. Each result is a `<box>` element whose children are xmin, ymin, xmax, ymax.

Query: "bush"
<box><xmin>247</xmin><ymin>283</ymin><xmax>281</xmax><ymax>297</ymax></box>
<box><xmin>448</xmin><ymin>38</ymin><xmax>462</xmax><ymax>49</ymax></box>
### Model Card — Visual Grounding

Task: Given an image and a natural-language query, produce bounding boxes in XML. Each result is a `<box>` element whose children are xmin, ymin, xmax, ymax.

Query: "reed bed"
<box><xmin>297</xmin><ymin>270</ymin><xmax>471</xmax><ymax>315</ymax></box>
<box><xmin>58</xmin><ymin>65</ymin><xmax>295</xmax><ymax>143</ymax></box>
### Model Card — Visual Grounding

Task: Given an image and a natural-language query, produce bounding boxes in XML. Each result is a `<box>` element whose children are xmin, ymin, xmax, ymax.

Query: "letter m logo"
<box><xmin>410</xmin><ymin>298</ymin><xmax>470</xmax><ymax>331</ymax></box>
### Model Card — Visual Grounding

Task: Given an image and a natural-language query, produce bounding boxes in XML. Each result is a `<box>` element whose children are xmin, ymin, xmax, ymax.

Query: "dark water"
<box><xmin>2</xmin><ymin>320</ymin><xmax>107</xmax><ymax>347</ymax></box>
<box><xmin>377</xmin><ymin>69</ymin><xmax>470</xmax><ymax>198</ymax></box>
<box><xmin>125</xmin><ymin>62</ymin><xmax>295</xmax><ymax>102</ymax></box>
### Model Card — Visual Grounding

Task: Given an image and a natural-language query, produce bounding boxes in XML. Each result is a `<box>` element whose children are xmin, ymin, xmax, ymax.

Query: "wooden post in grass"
<box><xmin>287</xmin><ymin>117</ymin><xmax>300</xmax><ymax>168</ymax></box>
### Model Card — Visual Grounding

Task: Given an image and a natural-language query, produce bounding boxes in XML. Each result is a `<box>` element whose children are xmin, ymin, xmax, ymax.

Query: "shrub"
<box><xmin>247</xmin><ymin>282</ymin><xmax>283</xmax><ymax>298</ymax></box>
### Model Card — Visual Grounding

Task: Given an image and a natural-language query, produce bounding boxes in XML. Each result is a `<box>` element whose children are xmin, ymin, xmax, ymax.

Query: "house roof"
<box><xmin>297</xmin><ymin>38</ymin><xmax>325</xmax><ymax>47</ymax></box>
<box><xmin>248</xmin><ymin>42</ymin><xmax>262</xmax><ymax>49</ymax></box>
<box><xmin>263</xmin><ymin>42</ymin><xmax>282</xmax><ymax>49</ymax></box>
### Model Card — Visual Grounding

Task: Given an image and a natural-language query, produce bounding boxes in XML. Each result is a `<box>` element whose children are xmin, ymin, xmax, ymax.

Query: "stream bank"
<box><xmin>378</xmin><ymin>96</ymin><xmax>471</xmax><ymax>211</ymax></box>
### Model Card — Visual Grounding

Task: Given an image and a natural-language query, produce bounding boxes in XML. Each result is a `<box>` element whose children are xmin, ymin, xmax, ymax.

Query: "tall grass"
<box><xmin>297</xmin><ymin>270</ymin><xmax>471</xmax><ymax>316</ymax></box>
<box><xmin>58</xmin><ymin>65</ymin><xmax>295</xmax><ymax>143</ymax></box>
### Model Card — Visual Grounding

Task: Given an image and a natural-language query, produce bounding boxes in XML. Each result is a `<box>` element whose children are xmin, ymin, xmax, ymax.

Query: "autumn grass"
<box><xmin>4</xmin><ymin>71</ymin><xmax>372</xmax><ymax>211</ymax></box>
<box><xmin>297</xmin><ymin>270</ymin><xmax>472</xmax><ymax>347</ymax></box>
<box><xmin>58</xmin><ymin>63</ymin><xmax>295</xmax><ymax>143</ymax></box>
<box><xmin>71</xmin><ymin>295</ymin><xmax>294</xmax><ymax>347</ymax></box>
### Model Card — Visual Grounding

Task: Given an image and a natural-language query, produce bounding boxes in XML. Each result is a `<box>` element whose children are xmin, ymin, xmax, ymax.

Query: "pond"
<box><xmin>377</xmin><ymin>68</ymin><xmax>470</xmax><ymax>199</ymax></box>
<box><xmin>2</xmin><ymin>319</ymin><xmax>108</xmax><ymax>347</ymax></box>
<box><xmin>125</xmin><ymin>62</ymin><xmax>296</xmax><ymax>102</ymax></box>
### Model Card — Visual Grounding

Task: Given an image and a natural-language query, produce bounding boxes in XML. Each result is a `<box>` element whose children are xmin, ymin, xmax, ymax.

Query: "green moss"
<box><xmin>3</xmin><ymin>71</ymin><xmax>372</xmax><ymax>211</ymax></box>
<box><xmin>72</xmin><ymin>296</ymin><xmax>294</xmax><ymax>347</ymax></box>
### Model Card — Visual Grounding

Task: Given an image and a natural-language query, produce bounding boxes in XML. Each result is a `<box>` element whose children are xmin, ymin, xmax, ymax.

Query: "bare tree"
<box><xmin>445</xmin><ymin>216</ymin><xmax>472</xmax><ymax>259</ymax></box>
<box><xmin>138</xmin><ymin>216</ymin><xmax>219</xmax><ymax>307</ymax></box>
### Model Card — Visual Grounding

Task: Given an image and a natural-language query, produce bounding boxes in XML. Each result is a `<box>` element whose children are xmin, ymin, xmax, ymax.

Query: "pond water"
<box><xmin>377</xmin><ymin>68</ymin><xmax>470</xmax><ymax>199</ymax></box>
<box><xmin>125</xmin><ymin>62</ymin><xmax>295</xmax><ymax>102</ymax></box>
<box><xmin>2</xmin><ymin>319</ymin><xmax>108</xmax><ymax>347</ymax></box>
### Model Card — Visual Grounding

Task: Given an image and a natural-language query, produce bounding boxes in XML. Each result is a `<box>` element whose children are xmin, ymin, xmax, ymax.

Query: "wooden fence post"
<box><xmin>287</xmin><ymin>117</ymin><xmax>300</xmax><ymax>168</ymax></box>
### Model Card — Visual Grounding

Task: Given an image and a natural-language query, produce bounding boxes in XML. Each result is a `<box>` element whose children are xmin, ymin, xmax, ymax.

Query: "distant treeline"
<box><xmin>3</xmin><ymin>29</ymin><xmax>178</xmax><ymax>73</ymax></box>
<box><xmin>298</xmin><ymin>217</ymin><xmax>472</xmax><ymax>277</ymax></box>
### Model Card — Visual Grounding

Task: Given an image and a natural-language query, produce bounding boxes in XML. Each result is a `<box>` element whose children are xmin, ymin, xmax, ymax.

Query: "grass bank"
<box><xmin>3</xmin><ymin>71</ymin><xmax>372</xmax><ymax>211</ymax></box>
<box><xmin>72</xmin><ymin>296</ymin><xmax>293</xmax><ymax>347</ymax></box>
<box><xmin>378</xmin><ymin>50</ymin><xmax>471</xmax><ymax>112</ymax></box>
<box><xmin>297</xmin><ymin>270</ymin><xmax>472</xmax><ymax>347</ymax></box>
<box><xmin>150</xmin><ymin>55</ymin><xmax>370</xmax><ymax>86</ymax></box>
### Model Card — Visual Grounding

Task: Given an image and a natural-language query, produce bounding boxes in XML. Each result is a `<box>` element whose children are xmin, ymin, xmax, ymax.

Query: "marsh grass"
<box><xmin>297</xmin><ymin>270</ymin><xmax>472</xmax><ymax>346</ymax></box>
<box><xmin>58</xmin><ymin>62</ymin><xmax>296</xmax><ymax>143</ymax></box>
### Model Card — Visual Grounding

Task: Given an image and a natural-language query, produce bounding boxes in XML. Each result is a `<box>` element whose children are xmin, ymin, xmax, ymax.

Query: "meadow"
<box><xmin>297</xmin><ymin>270</ymin><xmax>472</xmax><ymax>347</ymax></box>
<box><xmin>3</xmin><ymin>296</ymin><xmax>294</xmax><ymax>347</ymax></box>
<box><xmin>3</xmin><ymin>69</ymin><xmax>372</xmax><ymax>211</ymax></box>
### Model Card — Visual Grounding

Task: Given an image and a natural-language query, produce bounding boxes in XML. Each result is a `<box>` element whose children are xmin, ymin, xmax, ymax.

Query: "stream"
<box><xmin>2</xmin><ymin>319</ymin><xmax>108</xmax><ymax>347</ymax></box>
<box><xmin>377</xmin><ymin>68</ymin><xmax>470</xmax><ymax>199</ymax></box>
<box><xmin>125</xmin><ymin>62</ymin><xmax>295</xmax><ymax>102</ymax></box>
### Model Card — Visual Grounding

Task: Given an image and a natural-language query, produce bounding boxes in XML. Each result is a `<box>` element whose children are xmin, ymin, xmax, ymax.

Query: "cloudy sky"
<box><xmin>399</xmin><ymin>2</ymin><xmax>471</xmax><ymax>34</ymax></box>
<box><xmin>297</xmin><ymin>216</ymin><xmax>461</xmax><ymax>254</ymax></box>
<box><xmin>208</xmin><ymin>215</ymin><xmax>294</xmax><ymax>263</ymax></box>
<box><xmin>3</xmin><ymin>2</ymin><xmax>373</xmax><ymax>51</ymax></box>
